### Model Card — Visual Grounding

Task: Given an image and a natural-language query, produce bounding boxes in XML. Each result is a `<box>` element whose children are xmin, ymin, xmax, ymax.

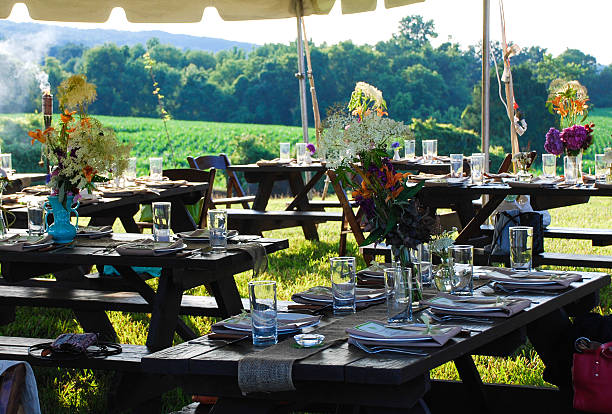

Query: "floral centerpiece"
<box><xmin>512</xmin><ymin>151</ymin><xmax>533</xmax><ymax>182</ymax></box>
<box><xmin>429</xmin><ymin>228</ymin><xmax>456</xmax><ymax>292</ymax></box>
<box><xmin>29</xmin><ymin>74</ymin><xmax>131</xmax><ymax>242</ymax></box>
<box><xmin>321</xmin><ymin>82</ymin><xmax>434</xmax><ymax>300</ymax></box>
<box><xmin>544</xmin><ymin>80</ymin><xmax>594</xmax><ymax>184</ymax></box>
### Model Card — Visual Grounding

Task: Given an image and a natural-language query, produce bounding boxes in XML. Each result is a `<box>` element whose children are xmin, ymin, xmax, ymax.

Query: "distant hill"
<box><xmin>0</xmin><ymin>20</ymin><xmax>257</xmax><ymax>54</ymax></box>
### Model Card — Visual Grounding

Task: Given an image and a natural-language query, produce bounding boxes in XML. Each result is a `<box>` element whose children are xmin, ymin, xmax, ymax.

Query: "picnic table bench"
<box><xmin>142</xmin><ymin>271</ymin><xmax>609</xmax><ymax>413</ymax></box>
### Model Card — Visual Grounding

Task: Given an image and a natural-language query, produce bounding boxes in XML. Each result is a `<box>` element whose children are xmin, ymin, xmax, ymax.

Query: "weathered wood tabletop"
<box><xmin>142</xmin><ymin>271</ymin><xmax>610</xmax><ymax>413</ymax></box>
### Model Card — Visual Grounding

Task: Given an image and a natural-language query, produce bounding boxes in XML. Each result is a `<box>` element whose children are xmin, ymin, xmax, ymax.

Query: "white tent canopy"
<box><xmin>0</xmin><ymin>0</ymin><xmax>424</xmax><ymax>23</ymax></box>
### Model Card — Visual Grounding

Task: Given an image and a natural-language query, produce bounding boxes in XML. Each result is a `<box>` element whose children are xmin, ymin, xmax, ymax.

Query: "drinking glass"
<box><xmin>564</xmin><ymin>156</ymin><xmax>579</xmax><ymax>185</ymax></box>
<box><xmin>417</xmin><ymin>243</ymin><xmax>432</xmax><ymax>287</ymax></box>
<box><xmin>279</xmin><ymin>142</ymin><xmax>291</xmax><ymax>161</ymax></box>
<box><xmin>152</xmin><ymin>202</ymin><xmax>171</xmax><ymax>242</ymax></box>
<box><xmin>208</xmin><ymin>209</ymin><xmax>228</xmax><ymax>252</ymax></box>
<box><xmin>330</xmin><ymin>257</ymin><xmax>356</xmax><ymax>314</ymax></box>
<box><xmin>125</xmin><ymin>157</ymin><xmax>137</xmax><ymax>182</ymax></box>
<box><xmin>450</xmin><ymin>154</ymin><xmax>464</xmax><ymax>178</ymax></box>
<box><xmin>27</xmin><ymin>199</ymin><xmax>45</xmax><ymax>236</ymax></box>
<box><xmin>384</xmin><ymin>266</ymin><xmax>412</xmax><ymax>324</ymax></box>
<box><xmin>509</xmin><ymin>226</ymin><xmax>533</xmax><ymax>272</ymax></box>
<box><xmin>404</xmin><ymin>139</ymin><xmax>416</xmax><ymax>160</ymax></box>
<box><xmin>296</xmin><ymin>143</ymin><xmax>307</xmax><ymax>165</ymax></box>
<box><xmin>449</xmin><ymin>245</ymin><xmax>473</xmax><ymax>295</ymax></box>
<box><xmin>595</xmin><ymin>154</ymin><xmax>607</xmax><ymax>182</ymax></box>
<box><xmin>431</xmin><ymin>139</ymin><xmax>438</xmax><ymax>160</ymax></box>
<box><xmin>422</xmin><ymin>140</ymin><xmax>435</xmax><ymax>163</ymax></box>
<box><xmin>248</xmin><ymin>280</ymin><xmax>277</xmax><ymax>347</ymax></box>
<box><xmin>0</xmin><ymin>153</ymin><xmax>12</xmax><ymax>171</ymax></box>
<box><xmin>471</xmin><ymin>153</ymin><xmax>485</xmax><ymax>184</ymax></box>
<box><xmin>542</xmin><ymin>154</ymin><xmax>557</xmax><ymax>178</ymax></box>
<box><xmin>149</xmin><ymin>157</ymin><xmax>163</xmax><ymax>180</ymax></box>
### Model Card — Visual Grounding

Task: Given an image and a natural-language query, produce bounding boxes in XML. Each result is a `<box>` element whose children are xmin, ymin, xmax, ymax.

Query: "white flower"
<box><xmin>604</xmin><ymin>148</ymin><xmax>612</xmax><ymax>164</ymax></box>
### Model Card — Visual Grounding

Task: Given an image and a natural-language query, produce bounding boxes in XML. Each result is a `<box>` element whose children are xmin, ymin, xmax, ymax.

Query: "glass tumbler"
<box><xmin>279</xmin><ymin>143</ymin><xmax>291</xmax><ymax>161</ymax></box>
<box><xmin>595</xmin><ymin>154</ymin><xmax>607</xmax><ymax>182</ymax></box>
<box><xmin>296</xmin><ymin>143</ymin><xmax>307</xmax><ymax>164</ymax></box>
<box><xmin>404</xmin><ymin>139</ymin><xmax>416</xmax><ymax>160</ymax></box>
<box><xmin>125</xmin><ymin>157</ymin><xmax>137</xmax><ymax>182</ymax></box>
<box><xmin>248</xmin><ymin>280</ymin><xmax>278</xmax><ymax>347</ymax></box>
<box><xmin>450</xmin><ymin>154</ymin><xmax>464</xmax><ymax>178</ymax></box>
<box><xmin>149</xmin><ymin>157</ymin><xmax>163</xmax><ymax>180</ymax></box>
<box><xmin>422</xmin><ymin>140</ymin><xmax>435</xmax><ymax>163</ymax></box>
<box><xmin>471</xmin><ymin>153</ymin><xmax>485</xmax><ymax>184</ymax></box>
<box><xmin>208</xmin><ymin>209</ymin><xmax>228</xmax><ymax>253</ymax></box>
<box><xmin>542</xmin><ymin>154</ymin><xmax>557</xmax><ymax>178</ymax></box>
<box><xmin>384</xmin><ymin>266</ymin><xmax>412</xmax><ymax>324</ymax></box>
<box><xmin>417</xmin><ymin>243</ymin><xmax>432</xmax><ymax>286</ymax></box>
<box><xmin>0</xmin><ymin>153</ymin><xmax>12</xmax><ymax>172</ymax></box>
<box><xmin>509</xmin><ymin>226</ymin><xmax>533</xmax><ymax>272</ymax></box>
<box><xmin>449</xmin><ymin>245</ymin><xmax>474</xmax><ymax>295</ymax></box>
<box><xmin>330</xmin><ymin>257</ymin><xmax>356</xmax><ymax>315</ymax></box>
<box><xmin>27</xmin><ymin>199</ymin><xmax>45</xmax><ymax>236</ymax></box>
<box><xmin>152</xmin><ymin>202</ymin><xmax>171</xmax><ymax>242</ymax></box>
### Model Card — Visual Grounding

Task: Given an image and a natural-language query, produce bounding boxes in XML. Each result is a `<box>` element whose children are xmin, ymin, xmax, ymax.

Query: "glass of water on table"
<box><xmin>249</xmin><ymin>280</ymin><xmax>278</xmax><ymax>347</ymax></box>
<box><xmin>449</xmin><ymin>245</ymin><xmax>474</xmax><ymax>295</ymax></box>
<box><xmin>509</xmin><ymin>226</ymin><xmax>533</xmax><ymax>272</ymax></box>
<box><xmin>450</xmin><ymin>154</ymin><xmax>464</xmax><ymax>178</ymax></box>
<box><xmin>330</xmin><ymin>257</ymin><xmax>356</xmax><ymax>314</ymax></box>
<box><xmin>27</xmin><ymin>199</ymin><xmax>45</xmax><ymax>236</ymax></box>
<box><xmin>208</xmin><ymin>209</ymin><xmax>228</xmax><ymax>252</ymax></box>
<box><xmin>152</xmin><ymin>202</ymin><xmax>171</xmax><ymax>242</ymax></box>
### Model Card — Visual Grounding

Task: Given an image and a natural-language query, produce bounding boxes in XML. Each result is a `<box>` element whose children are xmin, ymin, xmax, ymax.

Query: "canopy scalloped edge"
<box><xmin>0</xmin><ymin>0</ymin><xmax>424</xmax><ymax>23</ymax></box>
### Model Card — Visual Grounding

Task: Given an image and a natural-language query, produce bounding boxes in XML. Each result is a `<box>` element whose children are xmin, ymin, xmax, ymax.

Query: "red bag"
<box><xmin>573</xmin><ymin>341</ymin><xmax>612</xmax><ymax>413</ymax></box>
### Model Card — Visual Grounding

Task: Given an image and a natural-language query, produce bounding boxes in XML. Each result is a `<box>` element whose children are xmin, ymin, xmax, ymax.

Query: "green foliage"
<box><xmin>0</xmin><ymin>114</ymin><xmax>46</xmax><ymax>173</ymax></box>
<box><xmin>232</xmin><ymin>133</ymin><xmax>276</xmax><ymax>165</ymax></box>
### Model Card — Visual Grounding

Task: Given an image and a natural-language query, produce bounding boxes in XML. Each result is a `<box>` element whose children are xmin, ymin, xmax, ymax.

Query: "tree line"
<box><xmin>6</xmin><ymin>15</ymin><xmax>612</xmax><ymax>154</ymax></box>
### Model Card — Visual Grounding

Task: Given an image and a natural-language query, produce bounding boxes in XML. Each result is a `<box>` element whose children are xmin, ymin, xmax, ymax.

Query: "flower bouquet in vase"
<box><xmin>429</xmin><ymin>229</ymin><xmax>456</xmax><ymax>293</ymax></box>
<box><xmin>544</xmin><ymin>80</ymin><xmax>594</xmax><ymax>184</ymax></box>
<box><xmin>29</xmin><ymin>74</ymin><xmax>132</xmax><ymax>243</ymax></box>
<box><xmin>321</xmin><ymin>82</ymin><xmax>434</xmax><ymax>306</ymax></box>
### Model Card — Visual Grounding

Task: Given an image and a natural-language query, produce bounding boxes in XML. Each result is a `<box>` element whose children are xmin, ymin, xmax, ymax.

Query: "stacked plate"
<box><xmin>176</xmin><ymin>229</ymin><xmax>239</xmax><ymax>242</ymax></box>
<box><xmin>291</xmin><ymin>286</ymin><xmax>385</xmax><ymax>306</ymax></box>
<box><xmin>212</xmin><ymin>312</ymin><xmax>321</xmax><ymax>336</ymax></box>
<box><xmin>76</xmin><ymin>226</ymin><xmax>113</xmax><ymax>238</ymax></box>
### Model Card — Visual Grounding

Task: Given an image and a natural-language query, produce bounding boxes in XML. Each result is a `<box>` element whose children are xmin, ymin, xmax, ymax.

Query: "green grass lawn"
<box><xmin>1</xmin><ymin>196</ymin><xmax>610</xmax><ymax>413</ymax></box>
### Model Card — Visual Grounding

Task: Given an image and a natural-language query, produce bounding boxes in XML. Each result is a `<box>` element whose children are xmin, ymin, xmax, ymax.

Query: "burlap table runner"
<box><xmin>237</xmin><ymin>304</ymin><xmax>386</xmax><ymax>394</ymax></box>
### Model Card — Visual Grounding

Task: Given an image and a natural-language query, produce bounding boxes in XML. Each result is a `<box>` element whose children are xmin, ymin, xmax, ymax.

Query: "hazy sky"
<box><xmin>6</xmin><ymin>0</ymin><xmax>612</xmax><ymax>65</ymax></box>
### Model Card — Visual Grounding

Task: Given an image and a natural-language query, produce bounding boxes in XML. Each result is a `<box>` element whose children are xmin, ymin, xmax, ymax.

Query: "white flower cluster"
<box><xmin>320</xmin><ymin>112</ymin><xmax>410</xmax><ymax>169</ymax></box>
<box><xmin>354</xmin><ymin>82</ymin><xmax>384</xmax><ymax>107</ymax></box>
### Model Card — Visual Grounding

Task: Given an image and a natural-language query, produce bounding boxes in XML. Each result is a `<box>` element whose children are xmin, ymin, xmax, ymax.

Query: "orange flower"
<box><xmin>27</xmin><ymin>127</ymin><xmax>54</xmax><ymax>145</ymax></box>
<box><xmin>376</xmin><ymin>107</ymin><xmax>388</xmax><ymax>117</ymax></box>
<box><xmin>352</xmin><ymin>180</ymin><xmax>372</xmax><ymax>200</ymax></box>
<box><xmin>61</xmin><ymin>110</ymin><xmax>77</xmax><ymax>124</ymax></box>
<box><xmin>82</xmin><ymin>165</ymin><xmax>96</xmax><ymax>182</ymax></box>
<box><xmin>573</xmin><ymin>99</ymin><xmax>589</xmax><ymax>114</ymax></box>
<box><xmin>80</xmin><ymin>117</ymin><xmax>91</xmax><ymax>128</ymax></box>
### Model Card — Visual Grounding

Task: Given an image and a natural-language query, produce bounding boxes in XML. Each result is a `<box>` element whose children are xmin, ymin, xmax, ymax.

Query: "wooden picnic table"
<box><xmin>8</xmin><ymin>182</ymin><xmax>210</xmax><ymax>233</ymax></box>
<box><xmin>226</xmin><ymin>163</ymin><xmax>342</xmax><ymax>240</ymax></box>
<box><xmin>142</xmin><ymin>271</ymin><xmax>609</xmax><ymax>413</ymax></box>
<box><xmin>391</xmin><ymin>157</ymin><xmax>471</xmax><ymax>175</ymax></box>
<box><xmin>4</xmin><ymin>172</ymin><xmax>47</xmax><ymax>193</ymax></box>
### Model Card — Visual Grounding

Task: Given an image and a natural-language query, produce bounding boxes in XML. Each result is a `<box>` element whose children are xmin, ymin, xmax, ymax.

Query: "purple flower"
<box><xmin>560</xmin><ymin>124</ymin><xmax>588</xmax><ymax>152</ymax></box>
<box><xmin>544</xmin><ymin>128</ymin><xmax>563</xmax><ymax>156</ymax></box>
<box><xmin>391</xmin><ymin>141</ymin><xmax>400</xmax><ymax>149</ymax></box>
<box><xmin>306</xmin><ymin>143</ymin><xmax>316</xmax><ymax>155</ymax></box>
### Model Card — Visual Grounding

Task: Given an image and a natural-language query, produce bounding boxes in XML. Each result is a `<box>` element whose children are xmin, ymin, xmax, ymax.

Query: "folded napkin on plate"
<box><xmin>421</xmin><ymin>293</ymin><xmax>531</xmax><ymax>318</ymax></box>
<box><xmin>176</xmin><ymin>229</ymin><xmax>209</xmax><ymax>238</ymax></box>
<box><xmin>21</xmin><ymin>185</ymin><xmax>51</xmax><ymax>195</ymax></box>
<box><xmin>77</xmin><ymin>226</ymin><xmax>112</xmax><ymax>235</ymax></box>
<box><xmin>116</xmin><ymin>240</ymin><xmax>184</xmax><ymax>256</ymax></box>
<box><xmin>409</xmin><ymin>173</ymin><xmax>449</xmax><ymax>181</ymax></box>
<box><xmin>347</xmin><ymin>320</ymin><xmax>461</xmax><ymax>348</ymax></box>
<box><xmin>0</xmin><ymin>234</ymin><xmax>53</xmax><ymax>252</ymax></box>
<box><xmin>212</xmin><ymin>313</ymin><xmax>321</xmax><ymax>336</ymax></box>
<box><xmin>507</xmin><ymin>177</ymin><xmax>562</xmax><ymax>188</ymax></box>
<box><xmin>357</xmin><ymin>262</ymin><xmax>394</xmax><ymax>279</ymax></box>
<box><xmin>292</xmin><ymin>286</ymin><xmax>385</xmax><ymax>306</ymax></box>
<box><xmin>256</xmin><ymin>158</ymin><xmax>293</xmax><ymax>167</ymax></box>
<box><xmin>424</xmin><ymin>177</ymin><xmax>468</xmax><ymax>187</ymax></box>
<box><xmin>145</xmin><ymin>180</ymin><xmax>188</xmax><ymax>188</ymax></box>
<box><xmin>479</xmin><ymin>268</ymin><xmax>581</xmax><ymax>290</ymax></box>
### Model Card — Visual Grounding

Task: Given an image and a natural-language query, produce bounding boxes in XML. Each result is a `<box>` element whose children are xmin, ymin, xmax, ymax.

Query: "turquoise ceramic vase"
<box><xmin>45</xmin><ymin>195</ymin><xmax>79</xmax><ymax>244</ymax></box>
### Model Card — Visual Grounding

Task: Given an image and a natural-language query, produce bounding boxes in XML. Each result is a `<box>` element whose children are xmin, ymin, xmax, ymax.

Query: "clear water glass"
<box><xmin>595</xmin><ymin>154</ymin><xmax>607</xmax><ymax>182</ymax></box>
<box><xmin>450</xmin><ymin>154</ymin><xmax>464</xmax><ymax>178</ymax></box>
<box><xmin>279</xmin><ymin>142</ymin><xmax>291</xmax><ymax>161</ymax></box>
<box><xmin>125</xmin><ymin>157</ymin><xmax>137</xmax><ymax>182</ymax></box>
<box><xmin>431</xmin><ymin>139</ymin><xmax>438</xmax><ymax>159</ymax></box>
<box><xmin>422</xmin><ymin>140</ymin><xmax>435</xmax><ymax>163</ymax></box>
<box><xmin>564</xmin><ymin>156</ymin><xmax>579</xmax><ymax>185</ymax></box>
<box><xmin>0</xmin><ymin>153</ymin><xmax>12</xmax><ymax>171</ymax></box>
<box><xmin>248</xmin><ymin>280</ymin><xmax>278</xmax><ymax>347</ymax></box>
<box><xmin>330</xmin><ymin>257</ymin><xmax>356</xmax><ymax>314</ymax></box>
<box><xmin>542</xmin><ymin>154</ymin><xmax>557</xmax><ymax>178</ymax></box>
<box><xmin>384</xmin><ymin>266</ymin><xmax>412</xmax><ymax>324</ymax></box>
<box><xmin>27</xmin><ymin>199</ymin><xmax>45</xmax><ymax>236</ymax></box>
<box><xmin>296</xmin><ymin>143</ymin><xmax>307</xmax><ymax>164</ymax></box>
<box><xmin>471</xmin><ymin>153</ymin><xmax>485</xmax><ymax>184</ymax></box>
<box><xmin>404</xmin><ymin>139</ymin><xmax>416</xmax><ymax>160</ymax></box>
<box><xmin>208</xmin><ymin>209</ymin><xmax>228</xmax><ymax>252</ymax></box>
<box><xmin>449</xmin><ymin>245</ymin><xmax>473</xmax><ymax>295</ymax></box>
<box><xmin>509</xmin><ymin>226</ymin><xmax>533</xmax><ymax>272</ymax></box>
<box><xmin>417</xmin><ymin>243</ymin><xmax>432</xmax><ymax>286</ymax></box>
<box><xmin>149</xmin><ymin>157</ymin><xmax>163</xmax><ymax>180</ymax></box>
<box><xmin>152</xmin><ymin>202</ymin><xmax>171</xmax><ymax>242</ymax></box>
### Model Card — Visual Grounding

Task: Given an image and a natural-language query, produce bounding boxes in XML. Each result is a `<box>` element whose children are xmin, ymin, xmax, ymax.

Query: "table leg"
<box><xmin>454</xmin><ymin>355</ymin><xmax>488</xmax><ymax>413</ymax></box>
<box><xmin>146</xmin><ymin>269</ymin><xmax>184</xmax><ymax>351</ymax></box>
<box><xmin>286</xmin><ymin>170</ymin><xmax>325</xmax><ymax>211</ymax></box>
<box><xmin>208</xmin><ymin>273</ymin><xmax>244</xmax><ymax>318</ymax></box>
<box><xmin>169</xmin><ymin>196</ymin><xmax>197</xmax><ymax>232</ymax></box>
<box><xmin>252</xmin><ymin>177</ymin><xmax>275</xmax><ymax>211</ymax></box>
<box><xmin>88</xmin><ymin>215</ymin><xmax>117</xmax><ymax>227</ymax></box>
<box><xmin>119</xmin><ymin>216</ymin><xmax>140</xmax><ymax>233</ymax></box>
<box><xmin>454</xmin><ymin>195</ymin><xmax>505</xmax><ymax>244</ymax></box>
<box><xmin>288</xmin><ymin>172</ymin><xmax>319</xmax><ymax>241</ymax></box>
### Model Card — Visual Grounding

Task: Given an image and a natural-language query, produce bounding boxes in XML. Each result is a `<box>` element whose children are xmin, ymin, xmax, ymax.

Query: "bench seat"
<box><xmin>212</xmin><ymin>195</ymin><xmax>255</xmax><ymax>206</ymax></box>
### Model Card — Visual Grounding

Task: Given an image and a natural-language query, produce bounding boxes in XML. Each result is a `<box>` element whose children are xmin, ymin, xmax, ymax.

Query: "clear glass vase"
<box><xmin>433</xmin><ymin>256</ymin><xmax>453</xmax><ymax>293</ymax></box>
<box><xmin>564</xmin><ymin>155</ymin><xmax>579</xmax><ymax>185</ymax></box>
<box><xmin>392</xmin><ymin>247</ymin><xmax>422</xmax><ymax>302</ymax></box>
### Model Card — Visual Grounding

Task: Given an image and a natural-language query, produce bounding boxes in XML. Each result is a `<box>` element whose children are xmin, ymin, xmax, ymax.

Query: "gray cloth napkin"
<box><xmin>0</xmin><ymin>234</ymin><xmax>53</xmax><ymax>252</ymax></box>
<box><xmin>116</xmin><ymin>240</ymin><xmax>184</xmax><ymax>256</ymax></box>
<box><xmin>227</xmin><ymin>242</ymin><xmax>268</xmax><ymax>277</ymax></box>
<box><xmin>479</xmin><ymin>268</ymin><xmax>581</xmax><ymax>290</ymax></box>
<box><xmin>421</xmin><ymin>293</ymin><xmax>532</xmax><ymax>318</ymax></box>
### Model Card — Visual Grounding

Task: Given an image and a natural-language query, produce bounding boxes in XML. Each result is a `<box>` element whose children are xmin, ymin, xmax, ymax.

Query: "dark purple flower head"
<box><xmin>544</xmin><ymin>128</ymin><xmax>563</xmax><ymax>156</ymax></box>
<box><xmin>306</xmin><ymin>143</ymin><xmax>316</xmax><ymax>155</ymax></box>
<box><xmin>391</xmin><ymin>141</ymin><xmax>400</xmax><ymax>149</ymax></box>
<box><xmin>560</xmin><ymin>124</ymin><xmax>588</xmax><ymax>152</ymax></box>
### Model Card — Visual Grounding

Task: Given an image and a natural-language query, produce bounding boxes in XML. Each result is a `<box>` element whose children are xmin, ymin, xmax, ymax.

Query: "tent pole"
<box><xmin>295</xmin><ymin>10</ymin><xmax>309</xmax><ymax>143</ymax></box>
<box><xmin>481</xmin><ymin>0</ymin><xmax>490</xmax><ymax>173</ymax></box>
